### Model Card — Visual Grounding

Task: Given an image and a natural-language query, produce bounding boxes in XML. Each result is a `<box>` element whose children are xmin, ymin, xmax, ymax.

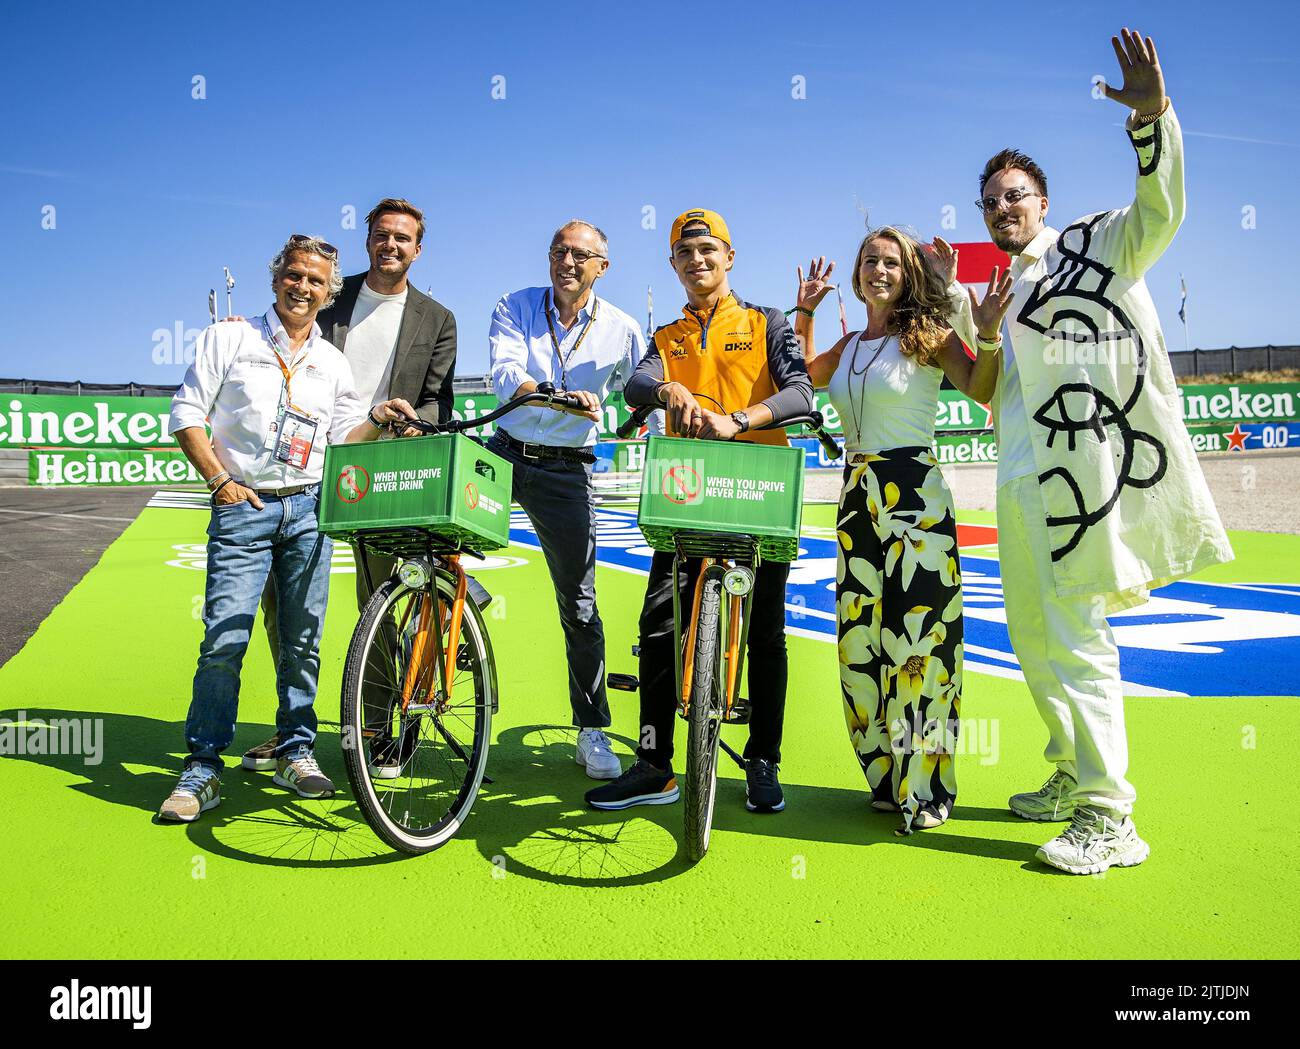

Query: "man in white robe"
<box><xmin>950</xmin><ymin>28</ymin><xmax>1232</xmax><ymax>874</ymax></box>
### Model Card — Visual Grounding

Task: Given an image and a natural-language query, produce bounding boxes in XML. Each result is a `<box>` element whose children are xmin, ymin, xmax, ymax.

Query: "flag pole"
<box><xmin>223</xmin><ymin>267</ymin><xmax>236</xmax><ymax>319</ymax></box>
<box><xmin>834</xmin><ymin>283</ymin><xmax>849</xmax><ymax>337</ymax></box>
<box><xmin>1179</xmin><ymin>273</ymin><xmax>1190</xmax><ymax>355</ymax></box>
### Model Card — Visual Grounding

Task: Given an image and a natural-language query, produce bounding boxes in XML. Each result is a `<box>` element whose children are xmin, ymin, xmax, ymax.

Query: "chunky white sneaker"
<box><xmin>575</xmin><ymin>728</ymin><xmax>621</xmax><ymax>780</ymax></box>
<box><xmin>1009</xmin><ymin>769</ymin><xmax>1077</xmax><ymax>822</ymax></box>
<box><xmin>159</xmin><ymin>763</ymin><xmax>221</xmax><ymax>822</ymax></box>
<box><xmin>1036</xmin><ymin>805</ymin><xmax>1150</xmax><ymax>875</ymax></box>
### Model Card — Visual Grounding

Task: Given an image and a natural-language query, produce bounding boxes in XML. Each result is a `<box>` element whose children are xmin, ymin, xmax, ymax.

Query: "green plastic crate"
<box><xmin>319</xmin><ymin>434</ymin><xmax>513</xmax><ymax>554</ymax></box>
<box><xmin>637</xmin><ymin>435</ymin><xmax>804</xmax><ymax>562</ymax></box>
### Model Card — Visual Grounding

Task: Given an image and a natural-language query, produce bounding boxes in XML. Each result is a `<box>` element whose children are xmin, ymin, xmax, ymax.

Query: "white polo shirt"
<box><xmin>169</xmin><ymin>308</ymin><xmax>367</xmax><ymax>488</ymax></box>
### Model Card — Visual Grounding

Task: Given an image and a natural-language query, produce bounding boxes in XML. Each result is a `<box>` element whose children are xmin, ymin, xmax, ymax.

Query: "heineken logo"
<box><xmin>336</xmin><ymin>464</ymin><xmax>370</xmax><ymax>503</ymax></box>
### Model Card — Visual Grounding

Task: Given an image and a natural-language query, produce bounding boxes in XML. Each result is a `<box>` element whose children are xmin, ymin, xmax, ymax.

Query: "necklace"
<box><xmin>846</xmin><ymin>331</ymin><xmax>891</xmax><ymax>448</ymax></box>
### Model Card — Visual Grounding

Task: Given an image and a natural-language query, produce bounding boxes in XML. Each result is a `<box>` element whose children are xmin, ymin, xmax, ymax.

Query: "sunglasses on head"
<box><xmin>288</xmin><ymin>233</ymin><xmax>339</xmax><ymax>258</ymax></box>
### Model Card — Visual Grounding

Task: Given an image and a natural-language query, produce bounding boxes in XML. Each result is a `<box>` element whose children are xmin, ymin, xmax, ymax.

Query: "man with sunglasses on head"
<box><xmin>487</xmin><ymin>220</ymin><xmax>646</xmax><ymax>779</ymax></box>
<box><xmin>586</xmin><ymin>209</ymin><xmax>813</xmax><ymax>815</ymax></box>
<box><xmin>243</xmin><ymin>198</ymin><xmax>459</xmax><ymax>777</ymax></box>
<box><xmin>946</xmin><ymin>29</ymin><xmax>1231</xmax><ymax>873</ymax></box>
<box><xmin>160</xmin><ymin>234</ymin><xmax>419</xmax><ymax>822</ymax></box>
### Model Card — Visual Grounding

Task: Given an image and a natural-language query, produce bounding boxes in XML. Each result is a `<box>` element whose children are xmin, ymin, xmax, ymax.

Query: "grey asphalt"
<box><xmin>0</xmin><ymin>487</ymin><xmax>157</xmax><ymax>668</ymax></box>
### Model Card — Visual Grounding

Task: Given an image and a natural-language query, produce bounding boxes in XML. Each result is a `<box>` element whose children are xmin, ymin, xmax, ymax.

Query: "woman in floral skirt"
<box><xmin>792</xmin><ymin>230</ymin><xmax>1011</xmax><ymax>833</ymax></box>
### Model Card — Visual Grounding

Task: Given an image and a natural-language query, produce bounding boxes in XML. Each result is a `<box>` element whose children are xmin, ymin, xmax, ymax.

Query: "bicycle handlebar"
<box><xmin>615</xmin><ymin>403</ymin><xmax>843</xmax><ymax>460</ymax></box>
<box><xmin>398</xmin><ymin>385</ymin><xmax>590</xmax><ymax>437</ymax></box>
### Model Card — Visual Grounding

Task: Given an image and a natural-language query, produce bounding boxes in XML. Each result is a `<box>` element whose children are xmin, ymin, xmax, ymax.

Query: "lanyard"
<box><xmin>261</xmin><ymin>316</ymin><xmax>311</xmax><ymax>415</ymax></box>
<box><xmin>543</xmin><ymin>290</ymin><xmax>599</xmax><ymax>386</ymax></box>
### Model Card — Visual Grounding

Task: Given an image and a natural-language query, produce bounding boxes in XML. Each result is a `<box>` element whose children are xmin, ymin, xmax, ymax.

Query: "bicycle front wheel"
<box><xmin>683</xmin><ymin>571</ymin><xmax>724</xmax><ymax>864</ymax></box>
<box><xmin>340</xmin><ymin>571</ymin><xmax>495</xmax><ymax>854</ymax></box>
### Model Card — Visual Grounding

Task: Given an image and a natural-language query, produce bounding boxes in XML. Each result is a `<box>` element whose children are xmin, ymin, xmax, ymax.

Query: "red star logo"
<box><xmin>1225</xmin><ymin>424</ymin><xmax>1250</xmax><ymax>451</ymax></box>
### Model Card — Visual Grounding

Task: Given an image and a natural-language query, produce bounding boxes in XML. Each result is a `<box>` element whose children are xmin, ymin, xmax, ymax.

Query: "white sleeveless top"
<box><xmin>827</xmin><ymin>333</ymin><xmax>942</xmax><ymax>453</ymax></box>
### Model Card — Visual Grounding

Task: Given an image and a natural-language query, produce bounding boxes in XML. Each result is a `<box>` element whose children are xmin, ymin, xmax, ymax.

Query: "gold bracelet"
<box><xmin>1132</xmin><ymin>97</ymin><xmax>1170</xmax><ymax>127</ymax></box>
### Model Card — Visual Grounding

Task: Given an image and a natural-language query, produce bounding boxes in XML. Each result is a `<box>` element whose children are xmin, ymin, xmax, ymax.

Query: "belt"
<box><xmin>496</xmin><ymin>432</ymin><xmax>596</xmax><ymax>465</ymax></box>
<box><xmin>252</xmin><ymin>484</ymin><xmax>314</xmax><ymax>498</ymax></box>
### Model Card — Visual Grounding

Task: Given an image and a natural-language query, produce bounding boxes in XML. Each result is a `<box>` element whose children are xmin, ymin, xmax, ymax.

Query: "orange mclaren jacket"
<box><xmin>624</xmin><ymin>291</ymin><xmax>813</xmax><ymax>446</ymax></box>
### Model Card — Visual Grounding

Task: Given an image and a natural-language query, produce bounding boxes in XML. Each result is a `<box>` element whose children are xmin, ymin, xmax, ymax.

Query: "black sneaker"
<box><xmin>241</xmin><ymin>733</ymin><xmax>280</xmax><ymax>772</ymax></box>
<box><xmin>585</xmin><ymin>759</ymin><xmax>679</xmax><ymax>810</ymax></box>
<box><xmin>745</xmin><ymin>758</ymin><xmax>785</xmax><ymax>813</ymax></box>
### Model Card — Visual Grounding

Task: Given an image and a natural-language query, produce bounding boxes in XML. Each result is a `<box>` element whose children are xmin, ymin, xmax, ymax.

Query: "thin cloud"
<box><xmin>1111</xmin><ymin>124</ymin><xmax>1299</xmax><ymax>149</ymax></box>
<box><xmin>1183</xmin><ymin>130</ymin><xmax>1300</xmax><ymax>149</ymax></box>
<box><xmin>0</xmin><ymin>162</ymin><xmax>75</xmax><ymax>179</ymax></box>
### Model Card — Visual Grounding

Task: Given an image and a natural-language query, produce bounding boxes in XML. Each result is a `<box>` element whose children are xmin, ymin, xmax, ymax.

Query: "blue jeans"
<box><xmin>184</xmin><ymin>486</ymin><xmax>332</xmax><ymax>772</ymax></box>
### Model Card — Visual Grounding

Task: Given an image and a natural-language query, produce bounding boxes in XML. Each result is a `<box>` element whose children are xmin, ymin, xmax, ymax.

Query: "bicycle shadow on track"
<box><xmin>468</xmin><ymin>725</ymin><xmax>1041</xmax><ymax>887</ymax></box>
<box><xmin>7</xmin><ymin>710</ymin><xmax>1041</xmax><ymax>875</ymax></box>
<box><xmin>2</xmin><ymin>709</ymin><xmax>403</xmax><ymax>869</ymax></box>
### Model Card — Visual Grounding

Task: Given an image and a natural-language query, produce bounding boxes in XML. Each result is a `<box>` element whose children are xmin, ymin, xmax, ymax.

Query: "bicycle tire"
<box><xmin>682</xmin><ymin>571</ymin><xmax>724</xmax><ymax>863</ymax></box>
<box><xmin>340</xmin><ymin>572</ymin><xmax>495</xmax><ymax>854</ymax></box>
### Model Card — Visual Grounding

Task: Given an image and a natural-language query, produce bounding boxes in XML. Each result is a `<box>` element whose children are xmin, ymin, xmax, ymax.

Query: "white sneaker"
<box><xmin>1009</xmin><ymin>768</ymin><xmax>1077</xmax><ymax>822</ymax></box>
<box><xmin>575</xmin><ymin>728</ymin><xmax>621</xmax><ymax>780</ymax></box>
<box><xmin>1036</xmin><ymin>805</ymin><xmax>1150</xmax><ymax>875</ymax></box>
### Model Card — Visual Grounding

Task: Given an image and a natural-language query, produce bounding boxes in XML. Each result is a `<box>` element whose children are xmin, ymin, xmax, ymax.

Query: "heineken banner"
<box><xmin>29</xmin><ymin>448</ymin><xmax>202</xmax><ymax>486</ymax></box>
<box><xmin>9</xmin><ymin>382</ymin><xmax>1300</xmax><ymax>485</ymax></box>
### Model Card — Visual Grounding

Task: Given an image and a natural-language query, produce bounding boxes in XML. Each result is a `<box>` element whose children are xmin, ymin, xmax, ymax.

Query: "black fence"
<box><xmin>4</xmin><ymin>348</ymin><xmax>1299</xmax><ymax>397</ymax></box>
<box><xmin>0</xmin><ymin>376</ymin><xmax>498</xmax><ymax>397</ymax></box>
<box><xmin>1169</xmin><ymin>346</ymin><xmax>1300</xmax><ymax>378</ymax></box>
<box><xmin>0</xmin><ymin>378</ymin><xmax>181</xmax><ymax>397</ymax></box>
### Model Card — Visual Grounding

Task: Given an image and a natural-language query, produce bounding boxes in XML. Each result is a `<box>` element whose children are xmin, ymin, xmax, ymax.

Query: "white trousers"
<box><xmin>997</xmin><ymin>475</ymin><xmax>1137</xmax><ymax>815</ymax></box>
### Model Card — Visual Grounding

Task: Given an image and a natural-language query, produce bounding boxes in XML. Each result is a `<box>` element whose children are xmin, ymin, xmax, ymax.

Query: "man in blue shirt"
<box><xmin>488</xmin><ymin>220</ymin><xmax>645</xmax><ymax>778</ymax></box>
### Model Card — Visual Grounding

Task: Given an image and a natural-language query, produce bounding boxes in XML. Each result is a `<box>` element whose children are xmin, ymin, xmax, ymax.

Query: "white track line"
<box><xmin>0</xmin><ymin>506</ymin><xmax>137</xmax><ymax>524</ymax></box>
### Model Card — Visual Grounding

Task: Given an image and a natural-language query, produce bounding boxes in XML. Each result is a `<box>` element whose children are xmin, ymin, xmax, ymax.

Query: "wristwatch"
<box><xmin>730</xmin><ymin>410</ymin><xmax>750</xmax><ymax>435</ymax></box>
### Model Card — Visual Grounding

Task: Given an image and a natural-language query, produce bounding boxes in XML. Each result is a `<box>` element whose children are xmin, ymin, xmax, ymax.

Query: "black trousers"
<box><xmin>636</xmin><ymin>551</ymin><xmax>790</xmax><ymax>769</ymax></box>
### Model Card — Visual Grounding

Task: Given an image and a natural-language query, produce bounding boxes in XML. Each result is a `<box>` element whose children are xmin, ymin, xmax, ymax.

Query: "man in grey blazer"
<box><xmin>244</xmin><ymin>197</ymin><xmax>458</xmax><ymax>775</ymax></box>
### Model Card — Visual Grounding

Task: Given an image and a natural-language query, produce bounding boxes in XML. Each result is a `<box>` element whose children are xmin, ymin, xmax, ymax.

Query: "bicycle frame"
<box><xmin>671</xmin><ymin>548</ymin><xmax>758</xmax><ymax>721</ymax></box>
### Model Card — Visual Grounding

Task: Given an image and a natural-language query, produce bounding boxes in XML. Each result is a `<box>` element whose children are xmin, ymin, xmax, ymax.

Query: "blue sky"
<box><xmin>0</xmin><ymin>0</ymin><xmax>1296</xmax><ymax>384</ymax></box>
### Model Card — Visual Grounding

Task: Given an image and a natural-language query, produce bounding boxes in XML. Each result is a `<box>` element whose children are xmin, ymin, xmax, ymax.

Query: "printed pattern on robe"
<box><xmin>1016</xmin><ymin>216</ymin><xmax>1168</xmax><ymax>562</ymax></box>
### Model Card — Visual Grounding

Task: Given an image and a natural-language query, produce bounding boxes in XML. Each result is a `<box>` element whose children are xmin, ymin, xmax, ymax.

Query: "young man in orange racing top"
<box><xmin>586</xmin><ymin>209</ymin><xmax>814</xmax><ymax>814</ymax></box>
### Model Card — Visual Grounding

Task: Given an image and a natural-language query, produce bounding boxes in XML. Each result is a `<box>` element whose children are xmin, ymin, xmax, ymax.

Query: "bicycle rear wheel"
<box><xmin>683</xmin><ymin>571</ymin><xmax>724</xmax><ymax>863</ymax></box>
<box><xmin>340</xmin><ymin>571</ymin><xmax>495</xmax><ymax>854</ymax></box>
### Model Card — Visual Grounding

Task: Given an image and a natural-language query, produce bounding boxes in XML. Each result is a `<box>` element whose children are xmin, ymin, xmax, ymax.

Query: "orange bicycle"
<box><xmin>612</xmin><ymin>406</ymin><xmax>841</xmax><ymax>862</ymax></box>
<box><xmin>329</xmin><ymin>387</ymin><xmax>587</xmax><ymax>854</ymax></box>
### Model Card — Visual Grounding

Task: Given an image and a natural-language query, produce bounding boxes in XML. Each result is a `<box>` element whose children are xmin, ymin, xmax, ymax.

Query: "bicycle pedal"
<box><xmin>724</xmin><ymin>699</ymin><xmax>751</xmax><ymax>724</ymax></box>
<box><xmin>607</xmin><ymin>673</ymin><xmax>639</xmax><ymax>692</ymax></box>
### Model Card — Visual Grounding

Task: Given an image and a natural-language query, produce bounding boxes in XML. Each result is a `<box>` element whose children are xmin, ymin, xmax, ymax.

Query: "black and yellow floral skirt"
<box><xmin>835</xmin><ymin>446</ymin><xmax>963</xmax><ymax>834</ymax></box>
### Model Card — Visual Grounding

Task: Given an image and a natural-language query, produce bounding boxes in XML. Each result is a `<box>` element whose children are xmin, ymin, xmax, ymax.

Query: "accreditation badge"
<box><xmin>273</xmin><ymin>408</ymin><xmax>319</xmax><ymax>469</ymax></box>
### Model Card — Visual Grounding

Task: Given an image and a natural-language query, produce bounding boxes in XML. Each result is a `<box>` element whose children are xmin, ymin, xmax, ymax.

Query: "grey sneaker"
<box><xmin>159</xmin><ymin>763</ymin><xmax>221</xmax><ymax>822</ymax></box>
<box><xmin>1036</xmin><ymin>805</ymin><xmax>1150</xmax><ymax>875</ymax></box>
<box><xmin>1009</xmin><ymin>769</ymin><xmax>1077</xmax><ymax>822</ymax></box>
<box><xmin>241</xmin><ymin>733</ymin><xmax>280</xmax><ymax>772</ymax></box>
<box><xmin>274</xmin><ymin>752</ymin><xmax>335</xmax><ymax>798</ymax></box>
<box><xmin>575</xmin><ymin>728</ymin><xmax>621</xmax><ymax>780</ymax></box>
